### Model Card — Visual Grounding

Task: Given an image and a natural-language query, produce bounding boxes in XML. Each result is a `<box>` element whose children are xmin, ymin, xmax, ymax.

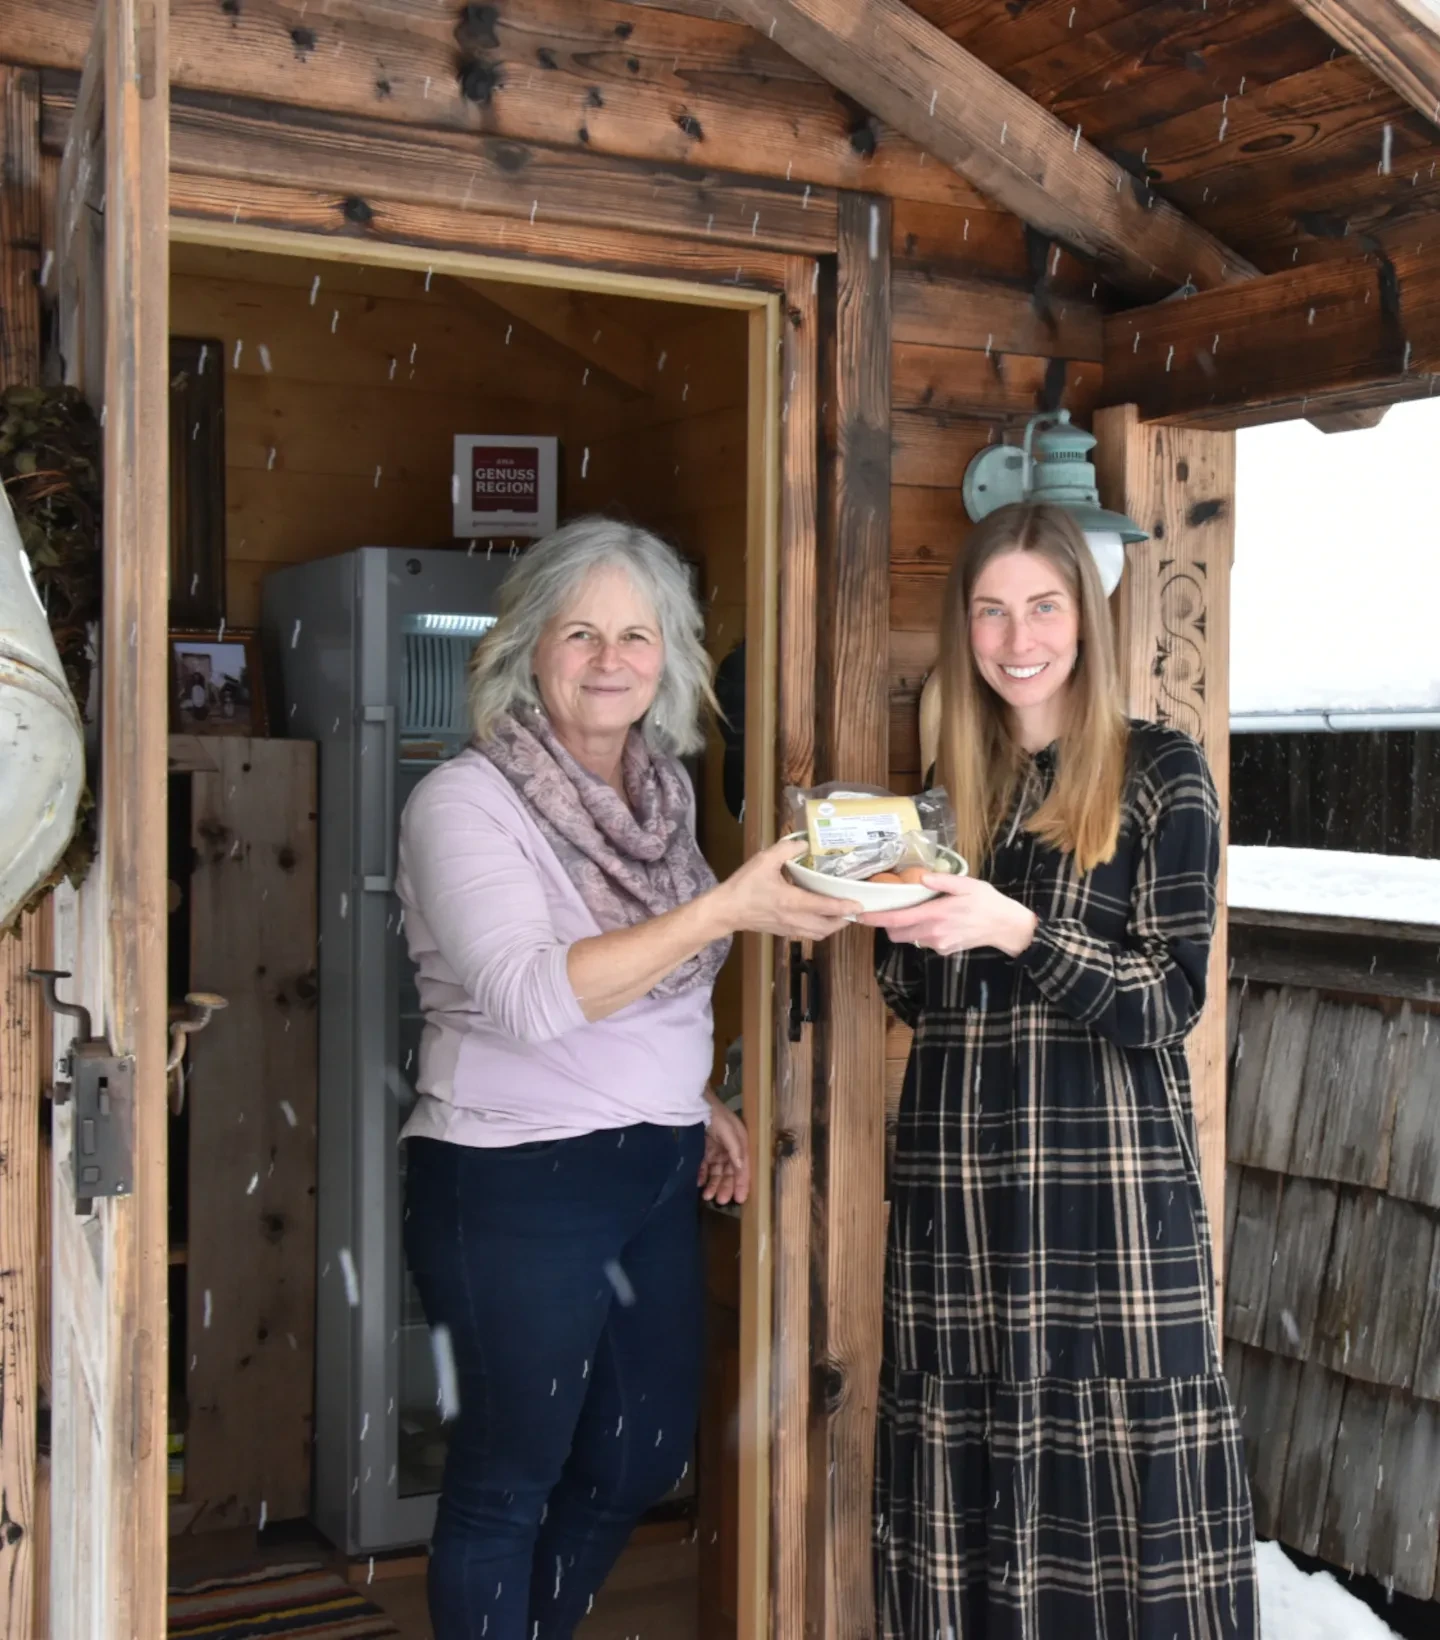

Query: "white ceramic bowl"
<box><xmin>783</xmin><ymin>836</ymin><xmax>969</xmax><ymax>911</ymax></box>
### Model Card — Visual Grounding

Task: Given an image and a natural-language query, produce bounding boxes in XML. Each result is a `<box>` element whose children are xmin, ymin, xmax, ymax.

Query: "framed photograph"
<box><xmin>169</xmin><ymin>628</ymin><xmax>267</xmax><ymax>737</ymax></box>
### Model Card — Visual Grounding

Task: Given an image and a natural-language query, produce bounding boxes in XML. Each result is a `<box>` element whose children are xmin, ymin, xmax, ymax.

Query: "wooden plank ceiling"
<box><xmin>905</xmin><ymin>0</ymin><xmax>1440</xmax><ymax>277</ymax></box>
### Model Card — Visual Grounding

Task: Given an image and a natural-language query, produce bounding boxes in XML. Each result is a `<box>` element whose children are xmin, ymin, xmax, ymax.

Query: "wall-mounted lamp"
<box><xmin>961</xmin><ymin>410</ymin><xmax>1147</xmax><ymax>596</ymax></box>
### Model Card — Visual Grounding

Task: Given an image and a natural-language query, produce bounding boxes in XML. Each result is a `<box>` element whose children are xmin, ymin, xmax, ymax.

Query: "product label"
<box><xmin>472</xmin><ymin>446</ymin><xmax>539</xmax><ymax>513</ymax></box>
<box><xmin>812</xmin><ymin>812</ymin><xmax>907</xmax><ymax>852</ymax></box>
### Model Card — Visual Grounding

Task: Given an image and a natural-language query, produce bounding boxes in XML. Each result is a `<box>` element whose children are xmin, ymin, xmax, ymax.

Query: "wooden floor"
<box><xmin>167</xmin><ymin>1524</ymin><xmax>700</xmax><ymax>1640</ymax></box>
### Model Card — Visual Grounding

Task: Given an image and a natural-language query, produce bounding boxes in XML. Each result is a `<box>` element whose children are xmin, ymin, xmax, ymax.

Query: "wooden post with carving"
<box><xmin>1094</xmin><ymin>404</ymin><xmax>1234</xmax><ymax>1324</ymax></box>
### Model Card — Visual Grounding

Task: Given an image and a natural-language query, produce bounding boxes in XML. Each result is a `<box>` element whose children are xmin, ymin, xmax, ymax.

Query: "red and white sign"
<box><xmin>453</xmin><ymin>435</ymin><xmax>559</xmax><ymax>538</ymax></box>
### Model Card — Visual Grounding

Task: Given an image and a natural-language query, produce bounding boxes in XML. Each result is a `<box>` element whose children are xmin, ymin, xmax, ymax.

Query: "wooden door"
<box><xmin>48</xmin><ymin>1</ymin><xmax>171</xmax><ymax>1633</ymax></box>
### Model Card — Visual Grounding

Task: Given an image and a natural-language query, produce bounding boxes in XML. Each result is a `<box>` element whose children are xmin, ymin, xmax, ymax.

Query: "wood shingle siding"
<box><xmin>1223</xmin><ymin>955</ymin><xmax>1440</xmax><ymax>1601</ymax></box>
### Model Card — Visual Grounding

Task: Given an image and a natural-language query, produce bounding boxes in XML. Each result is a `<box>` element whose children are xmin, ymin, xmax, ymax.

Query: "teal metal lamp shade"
<box><xmin>961</xmin><ymin>411</ymin><xmax>1147</xmax><ymax>596</ymax></box>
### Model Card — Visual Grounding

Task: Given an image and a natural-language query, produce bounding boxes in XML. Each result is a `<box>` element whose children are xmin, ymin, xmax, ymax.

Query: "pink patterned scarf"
<box><xmin>482</xmin><ymin>710</ymin><xmax>732</xmax><ymax>1000</ymax></box>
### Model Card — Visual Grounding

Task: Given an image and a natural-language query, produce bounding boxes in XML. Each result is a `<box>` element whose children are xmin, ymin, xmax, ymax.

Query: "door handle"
<box><xmin>788</xmin><ymin>942</ymin><xmax>820</xmax><ymax>1042</ymax></box>
<box><xmin>363</xmin><ymin>703</ymin><xmax>398</xmax><ymax>893</ymax></box>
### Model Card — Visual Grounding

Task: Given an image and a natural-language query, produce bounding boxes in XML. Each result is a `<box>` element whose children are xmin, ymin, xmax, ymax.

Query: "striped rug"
<box><xmin>168</xmin><ymin>1561</ymin><xmax>401</xmax><ymax>1639</ymax></box>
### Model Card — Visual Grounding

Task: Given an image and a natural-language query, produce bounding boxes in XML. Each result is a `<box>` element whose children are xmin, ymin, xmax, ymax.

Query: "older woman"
<box><xmin>397</xmin><ymin>517</ymin><xmax>856</xmax><ymax>1640</ymax></box>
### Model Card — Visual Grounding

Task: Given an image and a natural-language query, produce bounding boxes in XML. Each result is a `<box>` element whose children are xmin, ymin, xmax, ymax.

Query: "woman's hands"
<box><xmin>699</xmin><ymin>1090</ymin><xmax>750</xmax><ymax>1205</ymax></box>
<box><xmin>711</xmin><ymin>839</ymin><xmax>862</xmax><ymax>942</ymax></box>
<box><xmin>861</xmin><ymin>874</ymin><xmax>1038</xmax><ymax>958</ymax></box>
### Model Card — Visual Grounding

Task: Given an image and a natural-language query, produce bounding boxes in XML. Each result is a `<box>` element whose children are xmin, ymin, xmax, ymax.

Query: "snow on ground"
<box><xmin>1258</xmin><ymin>1540</ymin><xmax>1401</xmax><ymax>1640</ymax></box>
<box><xmin>1229</xmin><ymin>844</ymin><xmax>1440</xmax><ymax>928</ymax></box>
<box><xmin>1232</xmin><ymin>399</ymin><xmax>1440</xmax><ymax>715</ymax></box>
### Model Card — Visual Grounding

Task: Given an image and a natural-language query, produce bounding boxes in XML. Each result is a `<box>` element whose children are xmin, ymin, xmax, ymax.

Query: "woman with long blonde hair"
<box><xmin>864</xmin><ymin>502</ymin><xmax>1256</xmax><ymax>1638</ymax></box>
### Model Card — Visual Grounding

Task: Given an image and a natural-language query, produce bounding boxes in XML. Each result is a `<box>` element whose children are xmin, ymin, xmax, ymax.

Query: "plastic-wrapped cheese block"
<box><xmin>804</xmin><ymin>793</ymin><xmax>922</xmax><ymax>859</ymax></box>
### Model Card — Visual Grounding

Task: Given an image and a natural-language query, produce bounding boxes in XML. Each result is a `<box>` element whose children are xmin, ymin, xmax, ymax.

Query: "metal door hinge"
<box><xmin>30</xmin><ymin>968</ymin><xmax>134</xmax><ymax>1214</ymax></box>
<box><xmin>788</xmin><ymin>942</ymin><xmax>820</xmax><ymax>1042</ymax></box>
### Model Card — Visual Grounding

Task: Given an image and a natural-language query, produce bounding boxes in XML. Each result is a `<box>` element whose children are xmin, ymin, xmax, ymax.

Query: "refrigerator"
<box><xmin>262</xmin><ymin>545</ymin><xmax>511</xmax><ymax>1554</ymax></box>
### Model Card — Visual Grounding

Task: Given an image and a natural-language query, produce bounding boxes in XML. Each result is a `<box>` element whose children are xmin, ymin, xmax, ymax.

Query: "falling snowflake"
<box><xmin>338</xmin><ymin>1246</ymin><xmax>360</xmax><ymax>1307</ymax></box>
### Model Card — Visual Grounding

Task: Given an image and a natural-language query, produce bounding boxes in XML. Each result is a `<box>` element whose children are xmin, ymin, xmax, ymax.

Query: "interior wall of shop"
<box><xmin>170</xmin><ymin>239</ymin><xmax>751</xmax><ymax>1065</ymax></box>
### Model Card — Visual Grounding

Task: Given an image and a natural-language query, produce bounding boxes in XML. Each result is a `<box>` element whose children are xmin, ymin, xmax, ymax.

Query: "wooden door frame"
<box><xmin>167</xmin><ymin>210</ymin><xmax>805</xmax><ymax>1638</ymax></box>
<box><xmin>47</xmin><ymin>0</ymin><xmax>171</xmax><ymax>1634</ymax></box>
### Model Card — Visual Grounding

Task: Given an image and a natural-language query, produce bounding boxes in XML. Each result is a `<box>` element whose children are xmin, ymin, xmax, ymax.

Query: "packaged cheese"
<box><xmin>804</xmin><ymin>792</ymin><xmax>922</xmax><ymax>859</ymax></box>
<box><xmin>784</xmin><ymin>782</ymin><xmax>957</xmax><ymax>881</ymax></box>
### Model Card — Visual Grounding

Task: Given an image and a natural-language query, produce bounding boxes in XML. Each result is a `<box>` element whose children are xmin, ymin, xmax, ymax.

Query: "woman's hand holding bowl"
<box><xmin>713</xmin><ymin>838</ymin><xmax>862</xmax><ymax>942</ymax></box>
<box><xmin>860</xmin><ymin>873</ymin><xmax>1038</xmax><ymax>958</ymax></box>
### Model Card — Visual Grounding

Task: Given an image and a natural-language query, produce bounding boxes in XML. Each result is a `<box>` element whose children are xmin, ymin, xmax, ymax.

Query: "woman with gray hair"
<box><xmin>397</xmin><ymin>517</ymin><xmax>856</xmax><ymax>1640</ymax></box>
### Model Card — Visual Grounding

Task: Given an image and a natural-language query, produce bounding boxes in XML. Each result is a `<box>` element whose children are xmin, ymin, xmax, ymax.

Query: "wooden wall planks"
<box><xmin>23</xmin><ymin>0</ymin><xmax>988</xmax><ymax>212</ymax></box>
<box><xmin>168</xmin><ymin>241</ymin><xmax>742</xmax><ymax>624</ymax></box>
<box><xmin>184</xmin><ymin>738</ymin><xmax>319</xmax><ymax>1531</ymax></box>
<box><xmin>1223</xmin><ymin>979</ymin><xmax>1440</xmax><ymax>1600</ymax></box>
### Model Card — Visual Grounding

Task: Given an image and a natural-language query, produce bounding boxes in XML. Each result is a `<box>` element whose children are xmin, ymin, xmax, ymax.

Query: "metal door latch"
<box><xmin>788</xmin><ymin>942</ymin><xmax>821</xmax><ymax>1042</ymax></box>
<box><xmin>29</xmin><ymin>967</ymin><xmax>134</xmax><ymax>1215</ymax></box>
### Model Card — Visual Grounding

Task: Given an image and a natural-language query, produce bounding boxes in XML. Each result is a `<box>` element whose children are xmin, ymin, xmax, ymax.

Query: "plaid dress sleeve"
<box><xmin>1014</xmin><ymin>732</ymin><xmax>1219</xmax><ymax>1048</ymax></box>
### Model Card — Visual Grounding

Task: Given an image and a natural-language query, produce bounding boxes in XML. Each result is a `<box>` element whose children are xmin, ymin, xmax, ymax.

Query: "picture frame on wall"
<box><xmin>169</xmin><ymin>628</ymin><xmax>267</xmax><ymax>737</ymax></box>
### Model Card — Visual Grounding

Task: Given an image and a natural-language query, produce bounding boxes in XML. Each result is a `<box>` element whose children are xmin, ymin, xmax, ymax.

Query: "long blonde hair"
<box><xmin>935</xmin><ymin>502</ymin><xmax>1129</xmax><ymax>874</ymax></box>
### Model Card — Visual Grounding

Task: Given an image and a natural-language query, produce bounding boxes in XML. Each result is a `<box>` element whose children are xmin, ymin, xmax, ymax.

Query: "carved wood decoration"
<box><xmin>1094</xmin><ymin>404</ymin><xmax>1234</xmax><ymax>1321</ymax></box>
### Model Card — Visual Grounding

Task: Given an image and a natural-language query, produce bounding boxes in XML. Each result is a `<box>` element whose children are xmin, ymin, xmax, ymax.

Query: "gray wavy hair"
<box><xmin>468</xmin><ymin>516</ymin><xmax>716</xmax><ymax>758</ymax></box>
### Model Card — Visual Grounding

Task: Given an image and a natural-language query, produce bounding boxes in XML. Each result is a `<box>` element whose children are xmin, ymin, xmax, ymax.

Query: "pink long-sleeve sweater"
<box><xmin>396</xmin><ymin>746</ymin><xmax>715</xmax><ymax>1147</ymax></box>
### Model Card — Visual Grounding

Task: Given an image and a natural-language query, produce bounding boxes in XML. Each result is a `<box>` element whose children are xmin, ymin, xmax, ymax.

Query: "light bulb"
<box><xmin>1085</xmin><ymin>529</ymin><xmax>1125</xmax><ymax>596</ymax></box>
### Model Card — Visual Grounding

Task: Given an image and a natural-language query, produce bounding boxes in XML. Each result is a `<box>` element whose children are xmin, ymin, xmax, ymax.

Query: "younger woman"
<box><xmin>865</xmin><ymin>502</ymin><xmax>1256</xmax><ymax>1639</ymax></box>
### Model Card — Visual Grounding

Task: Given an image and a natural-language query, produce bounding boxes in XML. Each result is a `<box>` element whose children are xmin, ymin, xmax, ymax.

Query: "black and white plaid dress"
<box><xmin>875</xmin><ymin>722</ymin><xmax>1257</xmax><ymax>1640</ymax></box>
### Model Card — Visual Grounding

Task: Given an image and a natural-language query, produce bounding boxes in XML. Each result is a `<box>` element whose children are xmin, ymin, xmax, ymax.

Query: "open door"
<box><xmin>47</xmin><ymin>1</ymin><xmax>171</xmax><ymax>1633</ymax></box>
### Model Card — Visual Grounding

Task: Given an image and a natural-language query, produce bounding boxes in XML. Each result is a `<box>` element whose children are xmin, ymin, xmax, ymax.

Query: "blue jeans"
<box><xmin>403</xmin><ymin>1123</ymin><xmax>707</xmax><ymax>1640</ymax></box>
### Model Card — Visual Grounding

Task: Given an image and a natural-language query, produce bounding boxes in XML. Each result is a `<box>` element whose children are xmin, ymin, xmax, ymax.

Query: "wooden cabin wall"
<box><xmin>1223</xmin><ymin>961</ymin><xmax>1440</xmax><ymax>1603</ymax></box>
<box><xmin>1231</xmin><ymin>730</ymin><xmax>1440</xmax><ymax>858</ymax></box>
<box><xmin>887</xmin><ymin>197</ymin><xmax>1105</xmax><ymax>793</ymax></box>
<box><xmin>169</xmin><ymin>245</ymin><xmax>617</xmax><ymax>625</ymax></box>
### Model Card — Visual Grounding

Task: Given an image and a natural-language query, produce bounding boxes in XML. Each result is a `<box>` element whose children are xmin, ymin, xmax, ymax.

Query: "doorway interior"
<box><xmin>159</xmin><ymin>229</ymin><xmax>780</xmax><ymax>1640</ymax></box>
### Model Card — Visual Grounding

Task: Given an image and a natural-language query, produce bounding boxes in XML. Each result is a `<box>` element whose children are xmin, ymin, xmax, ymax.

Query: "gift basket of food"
<box><xmin>781</xmin><ymin>783</ymin><xmax>968</xmax><ymax>909</ymax></box>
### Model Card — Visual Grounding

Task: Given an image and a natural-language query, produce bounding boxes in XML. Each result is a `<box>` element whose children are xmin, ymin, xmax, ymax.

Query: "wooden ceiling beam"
<box><xmin>1284</xmin><ymin>0</ymin><xmax>1440</xmax><ymax>129</ymax></box>
<box><xmin>1101</xmin><ymin>246</ymin><xmax>1440</xmax><ymax>425</ymax></box>
<box><xmin>719</xmin><ymin>0</ymin><xmax>1258</xmax><ymax>297</ymax></box>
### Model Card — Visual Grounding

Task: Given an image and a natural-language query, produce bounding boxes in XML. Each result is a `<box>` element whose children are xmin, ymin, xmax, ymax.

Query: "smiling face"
<box><xmin>969</xmin><ymin>546</ymin><xmax>1080</xmax><ymax>747</ymax></box>
<box><xmin>531</xmin><ymin>563</ymin><xmax>666</xmax><ymax>757</ymax></box>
